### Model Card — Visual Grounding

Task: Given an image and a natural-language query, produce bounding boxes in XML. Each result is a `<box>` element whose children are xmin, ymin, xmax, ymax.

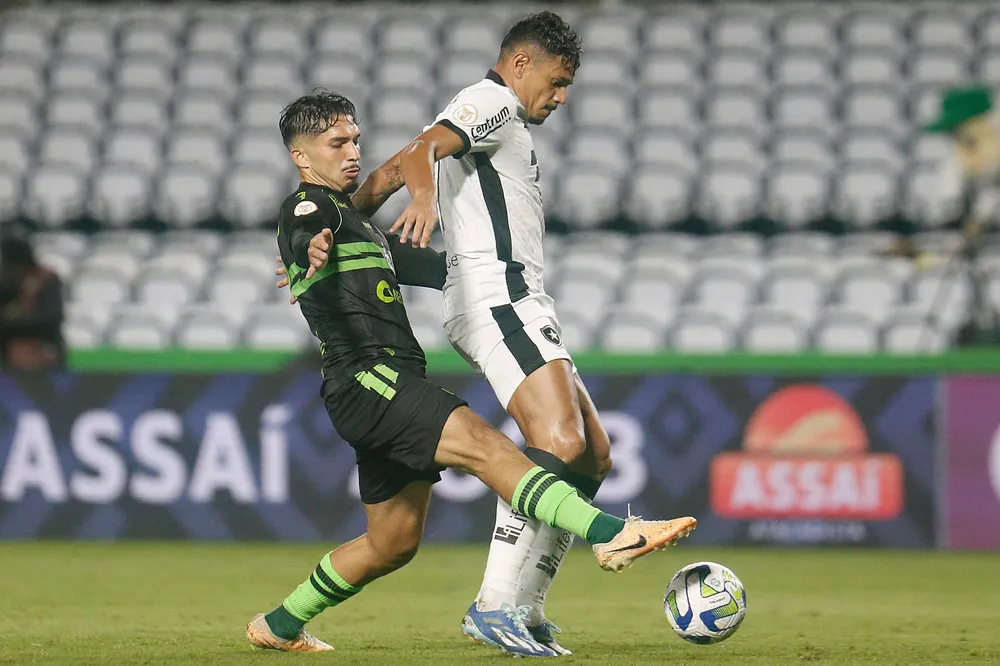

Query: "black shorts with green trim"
<box><xmin>321</xmin><ymin>360</ymin><xmax>468</xmax><ymax>504</ymax></box>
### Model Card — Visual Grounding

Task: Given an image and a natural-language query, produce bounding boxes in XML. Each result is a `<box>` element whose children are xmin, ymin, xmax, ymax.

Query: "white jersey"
<box><xmin>429</xmin><ymin>70</ymin><xmax>546</xmax><ymax>319</ymax></box>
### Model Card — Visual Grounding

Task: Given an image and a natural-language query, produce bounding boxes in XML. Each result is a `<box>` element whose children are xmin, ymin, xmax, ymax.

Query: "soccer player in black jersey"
<box><xmin>245</xmin><ymin>92</ymin><xmax>696</xmax><ymax>655</ymax></box>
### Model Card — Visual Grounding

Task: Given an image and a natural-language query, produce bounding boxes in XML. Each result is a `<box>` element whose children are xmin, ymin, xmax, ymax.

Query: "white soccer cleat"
<box><xmin>245</xmin><ymin>613</ymin><xmax>335</xmax><ymax>652</ymax></box>
<box><xmin>593</xmin><ymin>515</ymin><xmax>697</xmax><ymax>573</ymax></box>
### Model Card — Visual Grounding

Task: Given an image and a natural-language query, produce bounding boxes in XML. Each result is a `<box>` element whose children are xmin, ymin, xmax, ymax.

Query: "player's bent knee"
<box><xmin>546</xmin><ymin>423</ymin><xmax>587</xmax><ymax>465</ymax></box>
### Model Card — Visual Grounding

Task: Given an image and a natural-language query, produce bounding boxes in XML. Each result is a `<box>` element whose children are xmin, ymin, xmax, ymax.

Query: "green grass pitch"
<box><xmin>1</xmin><ymin>542</ymin><xmax>997</xmax><ymax>665</ymax></box>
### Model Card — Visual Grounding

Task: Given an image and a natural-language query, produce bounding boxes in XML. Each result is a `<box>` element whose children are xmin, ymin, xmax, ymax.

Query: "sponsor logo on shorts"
<box><xmin>540</xmin><ymin>325</ymin><xmax>562</xmax><ymax>346</ymax></box>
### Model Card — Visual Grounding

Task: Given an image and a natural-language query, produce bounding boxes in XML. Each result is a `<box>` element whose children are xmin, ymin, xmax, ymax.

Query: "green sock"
<box><xmin>265</xmin><ymin>552</ymin><xmax>363</xmax><ymax>640</ymax></box>
<box><xmin>510</xmin><ymin>466</ymin><xmax>626</xmax><ymax>546</ymax></box>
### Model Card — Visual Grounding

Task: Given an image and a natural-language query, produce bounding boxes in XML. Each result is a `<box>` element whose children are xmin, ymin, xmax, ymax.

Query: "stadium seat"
<box><xmin>108</xmin><ymin>318</ymin><xmax>172</xmax><ymax>350</ymax></box>
<box><xmin>703</xmin><ymin>90</ymin><xmax>767</xmax><ymax>137</ymax></box>
<box><xmin>58</xmin><ymin>22</ymin><xmax>114</xmax><ymax>63</ymax></box>
<box><xmin>742</xmin><ymin>310</ymin><xmax>809</xmax><ymax>352</ymax></box>
<box><xmin>840</xmin><ymin>49</ymin><xmax>900</xmax><ymax>86</ymax></box>
<box><xmin>166</xmin><ymin>131</ymin><xmax>227</xmax><ymax>173</ymax></box>
<box><xmin>556</xmin><ymin>168</ymin><xmax>621</xmax><ymax>230</ymax></box>
<box><xmin>0</xmin><ymin>19</ymin><xmax>52</xmax><ymax>61</ymax></box>
<box><xmin>111</xmin><ymin>303</ymin><xmax>180</xmax><ymax>332</ymax></box>
<box><xmin>709</xmin><ymin>11</ymin><xmax>770</xmax><ymax>53</ymax></box>
<box><xmin>245</xmin><ymin>318</ymin><xmax>311</xmax><ymax>351</ymax></box>
<box><xmin>115</xmin><ymin>57</ymin><xmax>173</xmax><ymax>93</ymax></box>
<box><xmin>154</xmin><ymin>167</ymin><xmax>216</xmax><ymax>227</ymax></box>
<box><xmin>24</xmin><ymin>166</ymin><xmax>87</xmax><ymax>227</ymax></box>
<box><xmin>247</xmin><ymin>20</ymin><xmax>304</xmax><ymax>60</ymax></box>
<box><xmin>72</xmin><ymin>268</ymin><xmax>131</xmax><ymax>308</ymax></box>
<box><xmin>764</xmin><ymin>163</ymin><xmax>829</xmax><ymax>228</ymax></box>
<box><xmin>634</xmin><ymin>132</ymin><xmax>697</xmax><ymax>172</ymax></box>
<box><xmin>47</xmin><ymin>93</ymin><xmax>104</xmax><ymax>135</ymax></box>
<box><xmin>832</xmin><ymin>163</ymin><xmax>897</xmax><ymax>227</ymax></box>
<box><xmin>696</xmin><ymin>163</ymin><xmax>762</xmax><ymax>229</ymax></box>
<box><xmin>177</xmin><ymin>60</ymin><xmax>237</xmax><ymax>97</ymax></box>
<box><xmin>103</xmin><ymin>130</ymin><xmax>161</xmax><ymax>173</ymax></box>
<box><xmin>222</xmin><ymin>168</ymin><xmax>284</xmax><ymax>227</ymax></box>
<box><xmin>176</xmin><ymin>312</ymin><xmax>240</xmax><ymax>350</ymax></box>
<box><xmin>601</xmin><ymin>313</ymin><xmax>667</xmax><ymax>352</ymax></box>
<box><xmin>912</xmin><ymin>12</ymin><xmax>971</xmax><ymax>51</ymax></box>
<box><xmin>0</xmin><ymin>60</ymin><xmax>45</xmax><ymax>100</ymax></box>
<box><xmin>0</xmin><ymin>134</ymin><xmax>29</xmax><ymax>175</ymax></box>
<box><xmin>242</xmin><ymin>57</ymin><xmax>304</xmax><ymax>96</ymax></box>
<box><xmin>691</xmin><ymin>271</ymin><xmax>754</xmax><ymax>325</ymax></box>
<box><xmin>377</xmin><ymin>18</ymin><xmax>437</xmax><ymax>59</ymax></box>
<box><xmin>671</xmin><ymin>309</ymin><xmax>737</xmax><ymax>352</ymax></box>
<box><xmin>119</xmin><ymin>20</ymin><xmax>179</xmax><ymax>61</ymax></box>
<box><xmin>186</xmin><ymin>21</ymin><xmax>245</xmax><ymax>62</ymax></box>
<box><xmin>624</xmin><ymin>167</ymin><xmax>691</xmax><ymax>229</ymax></box>
<box><xmin>883</xmin><ymin>313</ymin><xmax>948</xmax><ymax>354</ymax></box>
<box><xmin>111</xmin><ymin>93</ymin><xmax>169</xmax><ymax>129</ymax></box>
<box><xmin>643</xmin><ymin>13</ymin><xmax>704</xmax><ymax>55</ymax></box>
<box><xmin>902</xmin><ymin>164</ymin><xmax>962</xmax><ymax>228</ymax></box>
<box><xmin>707</xmin><ymin>49</ymin><xmax>767</xmax><ymax>87</ymax></box>
<box><xmin>572</xmin><ymin>88</ymin><xmax>632</xmax><ymax>131</ymax></box>
<box><xmin>172</xmin><ymin>95</ymin><xmax>233</xmax><ymax>133</ymax></box>
<box><xmin>771</xmin><ymin>49</ymin><xmax>834</xmax><ymax>89</ymax></box>
<box><xmin>579</xmin><ymin>15</ymin><xmax>639</xmax><ymax>60</ymax></box>
<box><xmin>842</xmin><ymin>10</ymin><xmax>905</xmax><ymax>53</ymax></box>
<box><xmin>814</xmin><ymin>311</ymin><xmax>880</xmax><ymax>353</ymax></box>
<box><xmin>639</xmin><ymin>52</ymin><xmax>700</xmax><ymax>87</ymax></box>
<box><xmin>90</xmin><ymin>167</ymin><xmax>151</xmax><ymax>227</ymax></box>
<box><xmin>772</xmin><ymin>86</ymin><xmax>835</xmax><ymax>137</ymax></box>
<box><xmin>0</xmin><ymin>98</ymin><xmax>38</xmax><ymax>137</ymax></box>
<box><xmin>637</xmin><ymin>87</ymin><xmax>699</xmax><ymax>130</ymax></box>
<box><xmin>566</xmin><ymin>131</ymin><xmax>630</xmax><ymax>173</ymax></box>
<box><xmin>444</xmin><ymin>17</ymin><xmax>500</xmax><ymax>57</ymax></box>
<box><xmin>314</xmin><ymin>19</ymin><xmax>373</xmax><ymax>60</ymax></box>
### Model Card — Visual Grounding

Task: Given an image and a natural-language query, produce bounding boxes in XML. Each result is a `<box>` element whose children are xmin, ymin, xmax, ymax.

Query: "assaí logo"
<box><xmin>709</xmin><ymin>385</ymin><xmax>903</xmax><ymax>520</ymax></box>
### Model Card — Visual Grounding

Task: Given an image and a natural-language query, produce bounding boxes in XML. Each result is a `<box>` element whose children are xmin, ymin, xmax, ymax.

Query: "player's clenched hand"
<box><xmin>274</xmin><ymin>256</ymin><xmax>297</xmax><ymax>305</ymax></box>
<box><xmin>390</xmin><ymin>191</ymin><xmax>437</xmax><ymax>248</ymax></box>
<box><xmin>307</xmin><ymin>228</ymin><xmax>334</xmax><ymax>279</ymax></box>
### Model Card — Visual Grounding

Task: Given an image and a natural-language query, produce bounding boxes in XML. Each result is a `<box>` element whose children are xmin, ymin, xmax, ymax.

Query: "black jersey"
<box><xmin>277</xmin><ymin>182</ymin><xmax>435</xmax><ymax>382</ymax></box>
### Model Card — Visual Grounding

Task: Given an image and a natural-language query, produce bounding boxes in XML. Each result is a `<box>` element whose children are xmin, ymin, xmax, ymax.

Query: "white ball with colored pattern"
<box><xmin>664</xmin><ymin>561</ymin><xmax>747</xmax><ymax>644</ymax></box>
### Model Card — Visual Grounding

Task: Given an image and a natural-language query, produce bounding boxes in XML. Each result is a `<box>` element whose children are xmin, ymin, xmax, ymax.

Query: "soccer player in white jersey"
<box><xmin>352</xmin><ymin>11</ymin><xmax>694</xmax><ymax>657</ymax></box>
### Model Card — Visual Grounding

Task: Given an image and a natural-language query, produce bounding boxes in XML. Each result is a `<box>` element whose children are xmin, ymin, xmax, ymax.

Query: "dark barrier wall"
<box><xmin>0</xmin><ymin>370</ymin><xmax>936</xmax><ymax>546</ymax></box>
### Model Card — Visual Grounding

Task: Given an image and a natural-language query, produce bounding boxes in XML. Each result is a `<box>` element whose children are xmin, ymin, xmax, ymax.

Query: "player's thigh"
<box><xmin>571</xmin><ymin>372</ymin><xmax>612</xmax><ymax>479</ymax></box>
<box><xmin>505</xmin><ymin>358</ymin><xmax>587</xmax><ymax>463</ymax></box>
<box><xmin>363</xmin><ymin>479</ymin><xmax>434</xmax><ymax>561</ymax></box>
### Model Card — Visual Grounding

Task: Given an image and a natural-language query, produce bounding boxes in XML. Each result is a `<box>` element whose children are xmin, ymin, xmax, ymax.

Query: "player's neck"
<box><xmin>300</xmin><ymin>172</ymin><xmax>346</xmax><ymax>194</ymax></box>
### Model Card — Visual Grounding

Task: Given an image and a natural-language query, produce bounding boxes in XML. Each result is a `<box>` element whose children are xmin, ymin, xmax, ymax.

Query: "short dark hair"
<box><xmin>279</xmin><ymin>91</ymin><xmax>358</xmax><ymax>147</ymax></box>
<box><xmin>500</xmin><ymin>11</ymin><xmax>582</xmax><ymax>74</ymax></box>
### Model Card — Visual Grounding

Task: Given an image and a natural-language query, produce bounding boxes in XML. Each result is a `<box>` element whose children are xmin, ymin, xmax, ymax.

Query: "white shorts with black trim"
<box><xmin>444</xmin><ymin>293</ymin><xmax>574</xmax><ymax>410</ymax></box>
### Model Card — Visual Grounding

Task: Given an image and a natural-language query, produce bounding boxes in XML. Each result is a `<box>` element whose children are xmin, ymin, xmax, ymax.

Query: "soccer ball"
<box><xmin>664</xmin><ymin>561</ymin><xmax>747</xmax><ymax>644</ymax></box>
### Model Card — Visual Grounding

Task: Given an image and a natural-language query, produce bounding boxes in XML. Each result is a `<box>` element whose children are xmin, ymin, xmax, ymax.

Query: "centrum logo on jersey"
<box><xmin>376</xmin><ymin>280</ymin><xmax>402</xmax><ymax>304</ymax></box>
<box><xmin>471</xmin><ymin>107</ymin><xmax>511</xmax><ymax>142</ymax></box>
<box><xmin>454</xmin><ymin>103</ymin><xmax>478</xmax><ymax>123</ymax></box>
<box><xmin>709</xmin><ymin>385</ymin><xmax>903</xmax><ymax>520</ymax></box>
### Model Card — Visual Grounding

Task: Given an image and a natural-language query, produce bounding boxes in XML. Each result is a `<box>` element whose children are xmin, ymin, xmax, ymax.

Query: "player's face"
<box><xmin>292</xmin><ymin>115</ymin><xmax>362</xmax><ymax>193</ymax></box>
<box><xmin>520</xmin><ymin>54</ymin><xmax>574</xmax><ymax>125</ymax></box>
<box><xmin>955</xmin><ymin>115</ymin><xmax>1000</xmax><ymax>180</ymax></box>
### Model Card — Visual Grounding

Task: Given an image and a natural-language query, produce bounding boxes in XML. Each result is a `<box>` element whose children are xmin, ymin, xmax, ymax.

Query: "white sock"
<box><xmin>516</xmin><ymin>524</ymin><xmax>573</xmax><ymax>627</ymax></box>
<box><xmin>475</xmin><ymin>496</ymin><xmax>539</xmax><ymax>611</ymax></box>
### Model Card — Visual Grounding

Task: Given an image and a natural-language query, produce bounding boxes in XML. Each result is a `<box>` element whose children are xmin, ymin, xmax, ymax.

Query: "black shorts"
<box><xmin>322</xmin><ymin>361</ymin><xmax>467</xmax><ymax>504</ymax></box>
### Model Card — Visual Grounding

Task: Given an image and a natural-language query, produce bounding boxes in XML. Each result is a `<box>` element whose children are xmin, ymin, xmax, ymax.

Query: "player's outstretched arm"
<box><xmin>391</xmin><ymin>124</ymin><xmax>467</xmax><ymax>248</ymax></box>
<box><xmin>352</xmin><ymin>154</ymin><xmax>405</xmax><ymax>218</ymax></box>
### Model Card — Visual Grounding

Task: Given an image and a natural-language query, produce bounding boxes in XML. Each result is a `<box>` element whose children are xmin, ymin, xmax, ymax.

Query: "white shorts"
<box><xmin>444</xmin><ymin>293</ymin><xmax>574</xmax><ymax>410</ymax></box>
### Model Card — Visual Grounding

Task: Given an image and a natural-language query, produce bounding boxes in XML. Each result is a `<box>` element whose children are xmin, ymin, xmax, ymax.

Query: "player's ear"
<box><xmin>510</xmin><ymin>51</ymin><xmax>531</xmax><ymax>79</ymax></box>
<box><xmin>289</xmin><ymin>144</ymin><xmax>310</xmax><ymax>170</ymax></box>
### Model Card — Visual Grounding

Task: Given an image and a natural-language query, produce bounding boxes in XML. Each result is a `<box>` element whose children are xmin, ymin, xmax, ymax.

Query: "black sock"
<box><xmin>524</xmin><ymin>447</ymin><xmax>601</xmax><ymax>500</ymax></box>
